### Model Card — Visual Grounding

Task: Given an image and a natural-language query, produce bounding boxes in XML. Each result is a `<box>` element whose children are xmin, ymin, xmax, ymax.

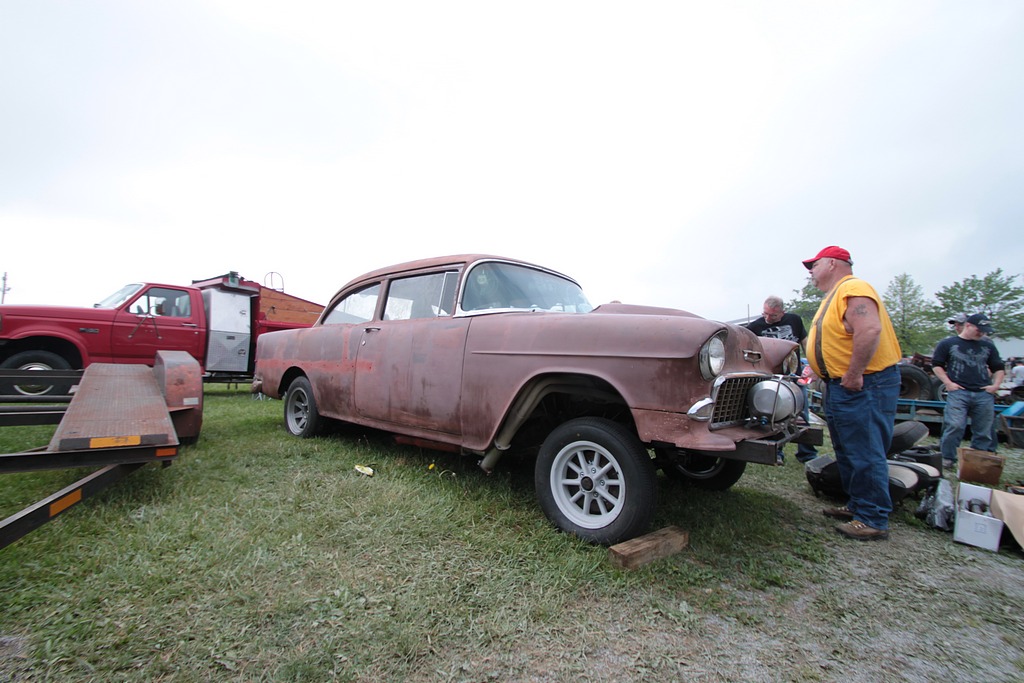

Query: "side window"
<box><xmin>462</xmin><ymin>264</ymin><xmax>508</xmax><ymax>311</ymax></box>
<box><xmin>384</xmin><ymin>272</ymin><xmax>459</xmax><ymax>321</ymax></box>
<box><xmin>439</xmin><ymin>271</ymin><xmax>458</xmax><ymax>315</ymax></box>
<box><xmin>322</xmin><ymin>284</ymin><xmax>381</xmax><ymax>325</ymax></box>
<box><xmin>132</xmin><ymin>287</ymin><xmax>191</xmax><ymax>317</ymax></box>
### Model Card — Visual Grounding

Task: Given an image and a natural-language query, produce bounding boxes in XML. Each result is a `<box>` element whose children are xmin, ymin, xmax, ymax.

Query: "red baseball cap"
<box><xmin>802</xmin><ymin>246</ymin><xmax>852</xmax><ymax>270</ymax></box>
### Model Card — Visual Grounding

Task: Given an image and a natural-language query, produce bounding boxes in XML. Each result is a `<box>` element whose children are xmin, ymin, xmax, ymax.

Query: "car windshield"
<box><xmin>461</xmin><ymin>262</ymin><xmax>593</xmax><ymax>313</ymax></box>
<box><xmin>94</xmin><ymin>283</ymin><xmax>144</xmax><ymax>309</ymax></box>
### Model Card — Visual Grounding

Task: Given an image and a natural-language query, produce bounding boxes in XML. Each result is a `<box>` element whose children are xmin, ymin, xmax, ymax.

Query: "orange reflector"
<box><xmin>89</xmin><ymin>435</ymin><xmax>142</xmax><ymax>449</ymax></box>
<box><xmin>156</xmin><ymin>447</ymin><xmax>177</xmax><ymax>458</ymax></box>
<box><xmin>50</xmin><ymin>489</ymin><xmax>83</xmax><ymax>517</ymax></box>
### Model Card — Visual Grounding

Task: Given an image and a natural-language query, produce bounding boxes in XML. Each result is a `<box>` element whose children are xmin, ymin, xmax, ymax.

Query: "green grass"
<box><xmin>2</xmin><ymin>387</ymin><xmax>1021</xmax><ymax>681</ymax></box>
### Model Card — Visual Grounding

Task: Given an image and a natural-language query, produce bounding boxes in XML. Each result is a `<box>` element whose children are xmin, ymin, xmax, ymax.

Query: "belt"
<box><xmin>826</xmin><ymin>365</ymin><xmax>898</xmax><ymax>382</ymax></box>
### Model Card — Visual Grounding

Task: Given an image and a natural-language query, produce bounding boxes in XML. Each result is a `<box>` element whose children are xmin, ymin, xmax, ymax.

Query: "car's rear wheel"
<box><xmin>284</xmin><ymin>376</ymin><xmax>322</xmax><ymax>438</ymax></box>
<box><xmin>535</xmin><ymin>417</ymin><xmax>656</xmax><ymax>545</ymax></box>
<box><xmin>656</xmin><ymin>448</ymin><xmax>747</xmax><ymax>491</ymax></box>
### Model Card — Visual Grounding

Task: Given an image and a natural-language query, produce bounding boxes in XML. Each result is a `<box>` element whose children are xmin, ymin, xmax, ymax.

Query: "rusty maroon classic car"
<box><xmin>253</xmin><ymin>255</ymin><xmax>821</xmax><ymax>544</ymax></box>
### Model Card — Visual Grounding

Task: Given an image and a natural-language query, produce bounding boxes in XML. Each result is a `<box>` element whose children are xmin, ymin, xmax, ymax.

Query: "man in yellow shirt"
<box><xmin>804</xmin><ymin>246</ymin><xmax>902</xmax><ymax>541</ymax></box>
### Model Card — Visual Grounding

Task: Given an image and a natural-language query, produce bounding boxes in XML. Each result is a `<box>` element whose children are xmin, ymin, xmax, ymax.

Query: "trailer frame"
<box><xmin>0</xmin><ymin>351</ymin><xmax>202</xmax><ymax>549</ymax></box>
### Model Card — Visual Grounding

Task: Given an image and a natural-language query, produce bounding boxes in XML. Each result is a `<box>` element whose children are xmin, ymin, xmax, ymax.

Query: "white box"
<box><xmin>954</xmin><ymin>483</ymin><xmax>1005</xmax><ymax>552</ymax></box>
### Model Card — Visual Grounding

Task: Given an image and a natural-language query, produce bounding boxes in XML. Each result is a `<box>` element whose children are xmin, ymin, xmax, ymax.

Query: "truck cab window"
<box><xmin>96</xmin><ymin>283</ymin><xmax>144</xmax><ymax>309</ymax></box>
<box><xmin>132</xmin><ymin>288</ymin><xmax>191</xmax><ymax>317</ymax></box>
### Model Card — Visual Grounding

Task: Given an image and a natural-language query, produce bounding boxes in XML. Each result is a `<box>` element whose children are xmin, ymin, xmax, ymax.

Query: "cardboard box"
<box><xmin>957</xmin><ymin>447</ymin><xmax>1005</xmax><ymax>485</ymax></box>
<box><xmin>954</xmin><ymin>483</ymin><xmax>1005</xmax><ymax>551</ymax></box>
<box><xmin>990</xmin><ymin>489</ymin><xmax>1024</xmax><ymax>549</ymax></box>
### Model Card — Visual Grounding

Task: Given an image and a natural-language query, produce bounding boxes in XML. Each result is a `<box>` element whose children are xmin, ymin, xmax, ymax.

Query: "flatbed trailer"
<box><xmin>894</xmin><ymin>397</ymin><xmax>1008</xmax><ymax>428</ymax></box>
<box><xmin>0</xmin><ymin>369</ymin><xmax>80</xmax><ymax>427</ymax></box>
<box><xmin>811</xmin><ymin>389</ymin><xmax>1014</xmax><ymax>441</ymax></box>
<box><xmin>0</xmin><ymin>351</ymin><xmax>202</xmax><ymax>549</ymax></box>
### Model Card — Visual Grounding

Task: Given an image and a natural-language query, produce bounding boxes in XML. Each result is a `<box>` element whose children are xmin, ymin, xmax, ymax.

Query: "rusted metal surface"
<box><xmin>153</xmin><ymin>350</ymin><xmax>203</xmax><ymax>442</ymax></box>
<box><xmin>1</xmin><ymin>356</ymin><xmax>200</xmax><ymax>548</ymax></box>
<box><xmin>254</xmin><ymin>254</ymin><xmax>817</xmax><ymax>455</ymax></box>
<box><xmin>48</xmin><ymin>364</ymin><xmax>178</xmax><ymax>452</ymax></box>
<box><xmin>0</xmin><ymin>405</ymin><xmax>67</xmax><ymax>427</ymax></box>
<box><xmin>252</xmin><ymin>254</ymin><xmax>822</xmax><ymax>544</ymax></box>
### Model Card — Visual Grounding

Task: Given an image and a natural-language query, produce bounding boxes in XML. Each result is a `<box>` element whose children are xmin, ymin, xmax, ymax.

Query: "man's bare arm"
<box><xmin>842</xmin><ymin>296</ymin><xmax>882</xmax><ymax>390</ymax></box>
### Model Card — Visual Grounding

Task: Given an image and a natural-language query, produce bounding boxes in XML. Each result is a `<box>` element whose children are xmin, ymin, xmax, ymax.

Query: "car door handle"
<box><xmin>364</xmin><ymin>327</ymin><xmax>381</xmax><ymax>332</ymax></box>
<box><xmin>182</xmin><ymin>323</ymin><xmax>199</xmax><ymax>328</ymax></box>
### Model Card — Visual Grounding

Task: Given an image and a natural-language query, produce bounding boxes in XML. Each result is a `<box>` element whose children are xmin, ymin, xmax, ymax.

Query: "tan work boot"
<box><xmin>822</xmin><ymin>507</ymin><xmax>854</xmax><ymax>520</ymax></box>
<box><xmin>836</xmin><ymin>520</ymin><xmax>889</xmax><ymax>541</ymax></box>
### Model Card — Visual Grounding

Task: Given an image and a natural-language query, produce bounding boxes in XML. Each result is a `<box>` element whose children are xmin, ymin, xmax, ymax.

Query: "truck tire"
<box><xmin>0</xmin><ymin>350</ymin><xmax>73</xmax><ymax>396</ymax></box>
<box><xmin>535</xmin><ymin>417</ymin><xmax>657</xmax><ymax>545</ymax></box>
<box><xmin>284</xmin><ymin>376</ymin><xmax>322</xmax><ymax>438</ymax></box>
<box><xmin>656</xmin><ymin>448</ymin><xmax>747</xmax><ymax>491</ymax></box>
<box><xmin>899</xmin><ymin>364</ymin><xmax>933</xmax><ymax>401</ymax></box>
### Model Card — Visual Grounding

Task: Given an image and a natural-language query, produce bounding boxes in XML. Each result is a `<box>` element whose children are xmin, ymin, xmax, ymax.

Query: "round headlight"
<box><xmin>748</xmin><ymin>379</ymin><xmax>803</xmax><ymax>421</ymax></box>
<box><xmin>699</xmin><ymin>333</ymin><xmax>726</xmax><ymax>380</ymax></box>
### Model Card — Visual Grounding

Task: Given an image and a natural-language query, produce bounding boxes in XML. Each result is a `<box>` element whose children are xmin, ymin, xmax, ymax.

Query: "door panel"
<box><xmin>111</xmin><ymin>287</ymin><xmax>202</xmax><ymax>364</ymax></box>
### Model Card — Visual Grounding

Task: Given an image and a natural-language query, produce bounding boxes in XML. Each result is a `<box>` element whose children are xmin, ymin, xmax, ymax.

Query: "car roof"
<box><xmin>345</xmin><ymin>254</ymin><xmax>576</xmax><ymax>287</ymax></box>
<box><xmin>322</xmin><ymin>254</ymin><xmax>580</xmax><ymax>311</ymax></box>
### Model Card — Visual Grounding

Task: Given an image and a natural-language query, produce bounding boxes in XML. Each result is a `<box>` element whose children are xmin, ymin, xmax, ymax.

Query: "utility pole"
<box><xmin>1</xmin><ymin>272</ymin><xmax>8</xmax><ymax>304</ymax></box>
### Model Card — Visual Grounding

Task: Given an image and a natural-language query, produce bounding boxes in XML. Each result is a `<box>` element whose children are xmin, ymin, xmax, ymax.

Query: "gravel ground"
<box><xmin>417</xmin><ymin>444</ymin><xmax>1024</xmax><ymax>683</ymax></box>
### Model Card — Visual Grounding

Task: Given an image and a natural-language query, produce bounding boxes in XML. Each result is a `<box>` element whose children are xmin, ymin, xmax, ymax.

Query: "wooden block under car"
<box><xmin>608</xmin><ymin>526</ymin><xmax>689</xmax><ymax>569</ymax></box>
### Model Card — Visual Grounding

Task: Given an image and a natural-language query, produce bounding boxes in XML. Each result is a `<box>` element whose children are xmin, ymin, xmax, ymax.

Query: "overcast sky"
<box><xmin>2</xmin><ymin>1</ymin><xmax>1023</xmax><ymax>324</ymax></box>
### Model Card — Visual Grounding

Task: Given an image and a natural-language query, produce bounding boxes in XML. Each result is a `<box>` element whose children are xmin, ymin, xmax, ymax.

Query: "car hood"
<box><xmin>0</xmin><ymin>304</ymin><xmax>118</xmax><ymax>322</ymax></box>
<box><xmin>590</xmin><ymin>302</ymin><xmax>702</xmax><ymax>318</ymax></box>
<box><xmin>468</xmin><ymin>302</ymin><xmax>795</xmax><ymax>370</ymax></box>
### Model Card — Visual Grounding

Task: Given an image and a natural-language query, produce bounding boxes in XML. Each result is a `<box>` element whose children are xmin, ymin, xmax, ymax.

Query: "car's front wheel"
<box><xmin>656</xmin><ymin>448</ymin><xmax>747</xmax><ymax>491</ymax></box>
<box><xmin>284</xmin><ymin>376</ymin><xmax>322</xmax><ymax>438</ymax></box>
<box><xmin>0</xmin><ymin>350</ymin><xmax>74</xmax><ymax>396</ymax></box>
<box><xmin>535</xmin><ymin>417</ymin><xmax>657</xmax><ymax>545</ymax></box>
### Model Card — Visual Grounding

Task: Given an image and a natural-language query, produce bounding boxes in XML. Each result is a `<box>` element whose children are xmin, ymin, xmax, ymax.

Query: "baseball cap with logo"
<box><xmin>966</xmin><ymin>313</ymin><xmax>993</xmax><ymax>334</ymax></box>
<box><xmin>802</xmin><ymin>246</ymin><xmax>853</xmax><ymax>270</ymax></box>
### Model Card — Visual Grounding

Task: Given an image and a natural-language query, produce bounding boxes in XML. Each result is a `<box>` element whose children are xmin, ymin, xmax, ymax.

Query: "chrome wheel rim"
<box><xmin>286</xmin><ymin>388</ymin><xmax>310</xmax><ymax>433</ymax></box>
<box><xmin>549</xmin><ymin>439</ymin><xmax>624</xmax><ymax>529</ymax></box>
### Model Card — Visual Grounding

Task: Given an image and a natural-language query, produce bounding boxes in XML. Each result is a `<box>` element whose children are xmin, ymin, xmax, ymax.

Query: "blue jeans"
<box><xmin>940</xmin><ymin>389</ymin><xmax>997</xmax><ymax>462</ymax></box>
<box><xmin>823</xmin><ymin>365</ymin><xmax>899</xmax><ymax>531</ymax></box>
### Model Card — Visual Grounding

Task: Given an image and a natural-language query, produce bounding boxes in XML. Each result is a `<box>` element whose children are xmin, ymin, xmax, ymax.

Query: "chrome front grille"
<box><xmin>710</xmin><ymin>375</ymin><xmax>764</xmax><ymax>428</ymax></box>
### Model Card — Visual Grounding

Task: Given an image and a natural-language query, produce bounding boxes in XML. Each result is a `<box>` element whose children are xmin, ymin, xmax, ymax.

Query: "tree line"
<box><xmin>785</xmin><ymin>269</ymin><xmax>1024</xmax><ymax>356</ymax></box>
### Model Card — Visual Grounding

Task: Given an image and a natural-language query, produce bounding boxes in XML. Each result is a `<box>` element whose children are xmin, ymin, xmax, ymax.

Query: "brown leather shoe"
<box><xmin>822</xmin><ymin>507</ymin><xmax>854</xmax><ymax>520</ymax></box>
<box><xmin>836</xmin><ymin>520</ymin><xmax>889</xmax><ymax>541</ymax></box>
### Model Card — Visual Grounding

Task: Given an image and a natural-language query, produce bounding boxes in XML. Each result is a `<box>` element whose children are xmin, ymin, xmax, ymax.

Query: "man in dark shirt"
<box><xmin>931</xmin><ymin>313</ymin><xmax>1005</xmax><ymax>468</ymax></box>
<box><xmin>745</xmin><ymin>295</ymin><xmax>808</xmax><ymax>343</ymax></box>
<box><xmin>745</xmin><ymin>296</ymin><xmax>817</xmax><ymax>462</ymax></box>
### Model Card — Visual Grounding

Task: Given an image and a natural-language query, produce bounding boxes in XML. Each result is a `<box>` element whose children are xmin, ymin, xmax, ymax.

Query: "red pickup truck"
<box><xmin>0</xmin><ymin>272</ymin><xmax>322</xmax><ymax>395</ymax></box>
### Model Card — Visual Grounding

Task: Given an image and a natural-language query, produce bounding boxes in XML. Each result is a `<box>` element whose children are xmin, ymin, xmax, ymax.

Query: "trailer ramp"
<box><xmin>1</xmin><ymin>351</ymin><xmax>202</xmax><ymax>549</ymax></box>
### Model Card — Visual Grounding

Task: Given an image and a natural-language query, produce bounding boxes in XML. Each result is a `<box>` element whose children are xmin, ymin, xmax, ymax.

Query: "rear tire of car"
<box><xmin>284</xmin><ymin>376</ymin><xmax>322</xmax><ymax>438</ymax></box>
<box><xmin>535</xmin><ymin>417</ymin><xmax>657</xmax><ymax>545</ymax></box>
<box><xmin>0</xmin><ymin>350</ymin><xmax>74</xmax><ymax>396</ymax></box>
<box><xmin>656</xmin><ymin>449</ymin><xmax>747</xmax><ymax>491</ymax></box>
